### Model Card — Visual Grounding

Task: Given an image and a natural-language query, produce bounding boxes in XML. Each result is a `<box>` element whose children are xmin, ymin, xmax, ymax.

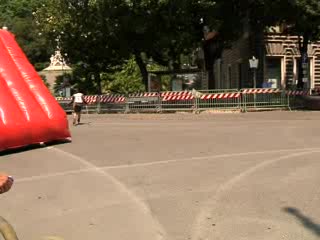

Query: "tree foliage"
<box><xmin>34</xmin><ymin>0</ymin><xmax>224</xmax><ymax>91</ymax></box>
<box><xmin>102</xmin><ymin>57</ymin><xmax>145</xmax><ymax>94</ymax></box>
<box><xmin>0</xmin><ymin>0</ymin><xmax>52</xmax><ymax>69</ymax></box>
<box><xmin>3</xmin><ymin>0</ymin><xmax>320</xmax><ymax>92</ymax></box>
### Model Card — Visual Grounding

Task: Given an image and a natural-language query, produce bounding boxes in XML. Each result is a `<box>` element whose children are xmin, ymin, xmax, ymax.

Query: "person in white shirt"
<box><xmin>69</xmin><ymin>89</ymin><xmax>87</xmax><ymax>125</ymax></box>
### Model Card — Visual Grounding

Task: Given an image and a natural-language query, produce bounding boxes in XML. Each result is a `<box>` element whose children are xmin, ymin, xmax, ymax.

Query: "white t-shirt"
<box><xmin>73</xmin><ymin>93</ymin><xmax>84</xmax><ymax>103</ymax></box>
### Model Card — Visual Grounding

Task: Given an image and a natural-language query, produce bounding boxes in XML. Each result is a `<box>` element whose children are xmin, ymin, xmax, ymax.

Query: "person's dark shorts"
<box><xmin>74</xmin><ymin>104</ymin><xmax>83</xmax><ymax>113</ymax></box>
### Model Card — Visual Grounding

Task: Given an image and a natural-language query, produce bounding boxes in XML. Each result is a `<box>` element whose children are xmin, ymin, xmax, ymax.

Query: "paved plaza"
<box><xmin>1</xmin><ymin>111</ymin><xmax>320</xmax><ymax>240</ymax></box>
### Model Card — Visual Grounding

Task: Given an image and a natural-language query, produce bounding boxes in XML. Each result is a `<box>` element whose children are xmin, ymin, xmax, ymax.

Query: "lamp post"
<box><xmin>249</xmin><ymin>56</ymin><xmax>259</xmax><ymax>88</ymax></box>
<box><xmin>249</xmin><ymin>56</ymin><xmax>259</xmax><ymax>108</ymax></box>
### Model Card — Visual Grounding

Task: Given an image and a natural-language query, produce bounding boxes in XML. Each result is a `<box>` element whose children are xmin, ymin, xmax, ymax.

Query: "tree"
<box><xmin>113</xmin><ymin>0</ymin><xmax>227</xmax><ymax>90</ymax></box>
<box><xmin>102</xmin><ymin>57</ymin><xmax>145</xmax><ymax>94</ymax></box>
<box><xmin>36</xmin><ymin>0</ymin><xmax>226</xmax><ymax>91</ymax></box>
<box><xmin>0</xmin><ymin>0</ymin><xmax>52</xmax><ymax>69</ymax></box>
<box><xmin>200</xmin><ymin>0</ymin><xmax>247</xmax><ymax>88</ymax></box>
<box><xmin>35</xmin><ymin>0</ymin><xmax>127</xmax><ymax>94</ymax></box>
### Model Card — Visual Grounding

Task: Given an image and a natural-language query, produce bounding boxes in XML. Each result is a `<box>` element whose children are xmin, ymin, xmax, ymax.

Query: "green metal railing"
<box><xmin>241</xmin><ymin>89</ymin><xmax>290</xmax><ymax>112</ymax></box>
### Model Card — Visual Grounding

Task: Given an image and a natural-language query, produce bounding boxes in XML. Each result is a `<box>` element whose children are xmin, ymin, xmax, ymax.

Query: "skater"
<box><xmin>69</xmin><ymin>88</ymin><xmax>87</xmax><ymax>125</ymax></box>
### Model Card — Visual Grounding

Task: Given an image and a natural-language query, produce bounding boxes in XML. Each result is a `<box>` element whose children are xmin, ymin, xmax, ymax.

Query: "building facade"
<box><xmin>213</xmin><ymin>28</ymin><xmax>320</xmax><ymax>90</ymax></box>
<box><xmin>39</xmin><ymin>50</ymin><xmax>72</xmax><ymax>96</ymax></box>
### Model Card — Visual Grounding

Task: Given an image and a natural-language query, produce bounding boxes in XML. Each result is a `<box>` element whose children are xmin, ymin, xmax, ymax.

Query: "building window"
<box><xmin>265</xmin><ymin>57</ymin><xmax>281</xmax><ymax>88</ymax></box>
<box><xmin>295</xmin><ymin>57</ymin><xmax>311</xmax><ymax>87</ymax></box>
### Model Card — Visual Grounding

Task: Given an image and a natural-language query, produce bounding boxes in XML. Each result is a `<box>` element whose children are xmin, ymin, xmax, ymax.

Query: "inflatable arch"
<box><xmin>0</xmin><ymin>29</ymin><xmax>71</xmax><ymax>152</ymax></box>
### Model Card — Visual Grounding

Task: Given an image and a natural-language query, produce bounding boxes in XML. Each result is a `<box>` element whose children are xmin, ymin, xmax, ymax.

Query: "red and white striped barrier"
<box><xmin>242</xmin><ymin>88</ymin><xmax>311</xmax><ymax>96</ymax></box>
<box><xmin>160</xmin><ymin>91</ymin><xmax>190</xmax><ymax>97</ymax></box>
<box><xmin>85</xmin><ymin>95</ymin><xmax>99</xmax><ymax>104</ymax></box>
<box><xmin>161</xmin><ymin>91</ymin><xmax>241</xmax><ymax>101</ymax></box>
<box><xmin>242</xmin><ymin>89</ymin><xmax>281</xmax><ymax>94</ymax></box>
<box><xmin>56</xmin><ymin>89</ymin><xmax>312</xmax><ymax>105</ymax></box>
<box><xmin>286</xmin><ymin>90</ymin><xmax>310</xmax><ymax>96</ymax></box>
<box><xmin>200</xmin><ymin>92</ymin><xmax>241</xmax><ymax>100</ymax></box>
<box><xmin>100</xmin><ymin>94</ymin><xmax>126</xmax><ymax>103</ymax></box>
<box><xmin>55</xmin><ymin>95</ymin><xmax>126</xmax><ymax>104</ymax></box>
<box><xmin>128</xmin><ymin>92</ymin><xmax>159</xmax><ymax>98</ymax></box>
<box><xmin>56</xmin><ymin>97</ymin><xmax>72</xmax><ymax>101</ymax></box>
<box><xmin>162</xmin><ymin>92</ymin><xmax>194</xmax><ymax>101</ymax></box>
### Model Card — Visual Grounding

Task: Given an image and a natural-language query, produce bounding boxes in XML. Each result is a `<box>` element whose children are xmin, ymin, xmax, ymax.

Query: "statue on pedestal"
<box><xmin>49</xmin><ymin>50</ymin><xmax>67</xmax><ymax>67</ymax></box>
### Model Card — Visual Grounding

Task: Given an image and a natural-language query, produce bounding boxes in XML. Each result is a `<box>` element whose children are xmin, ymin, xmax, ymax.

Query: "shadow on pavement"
<box><xmin>0</xmin><ymin>139</ymin><xmax>71</xmax><ymax>156</ymax></box>
<box><xmin>75</xmin><ymin>122</ymin><xmax>91</xmax><ymax>126</ymax></box>
<box><xmin>283</xmin><ymin>207</ymin><xmax>320</xmax><ymax>236</ymax></box>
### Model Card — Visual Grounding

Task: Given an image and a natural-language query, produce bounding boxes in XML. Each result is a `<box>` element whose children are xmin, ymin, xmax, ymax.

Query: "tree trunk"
<box><xmin>172</xmin><ymin>61</ymin><xmax>180</xmax><ymax>71</ymax></box>
<box><xmin>134</xmin><ymin>52</ymin><xmax>148</xmax><ymax>91</ymax></box>
<box><xmin>208</xmin><ymin>67</ymin><xmax>215</xmax><ymax>89</ymax></box>
<box><xmin>203</xmin><ymin>36</ymin><xmax>222</xmax><ymax>90</ymax></box>
<box><xmin>94</xmin><ymin>72</ymin><xmax>102</xmax><ymax>94</ymax></box>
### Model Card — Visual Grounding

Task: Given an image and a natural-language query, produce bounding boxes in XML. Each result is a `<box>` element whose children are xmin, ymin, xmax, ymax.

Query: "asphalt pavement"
<box><xmin>1</xmin><ymin>111</ymin><xmax>320</xmax><ymax>240</ymax></box>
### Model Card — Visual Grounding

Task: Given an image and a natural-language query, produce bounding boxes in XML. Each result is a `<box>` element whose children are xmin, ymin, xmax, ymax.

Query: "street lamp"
<box><xmin>249</xmin><ymin>56</ymin><xmax>259</xmax><ymax>88</ymax></box>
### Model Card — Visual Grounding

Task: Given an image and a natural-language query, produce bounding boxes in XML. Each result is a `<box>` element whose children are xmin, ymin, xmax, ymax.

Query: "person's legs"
<box><xmin>72</xmin><ymin>103</ymin><xmax>77</xmax><ymax>125</ymax></box>
<box><xmin>77</xmin><ymin>112</ymin><xmax>81</xmax><ymax>124</ymax></box>
<box><xmin>73</xmin><ymin>104</ymin><xmax>82</xmax><ymax>125</ymax></box>
<box><xmin>73</xmin><ymin>111</ymin><xmax>77</xmax><ymax>125</ymax></box>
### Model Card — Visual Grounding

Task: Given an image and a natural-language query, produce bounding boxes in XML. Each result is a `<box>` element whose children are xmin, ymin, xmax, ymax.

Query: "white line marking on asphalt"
<box><xmin>15</xmin><ymin>147</ymin><xmax>320</xmax><ymax>183</ymax></box>
<box><xmin>15</xmin><ymin>168</ymin><xmax>95</xmax><ymax>183</ymax></box>
<box><xmin>89</xmin><ymin>121</ymin><xmax>287</xmax><ymax>127</ymax></box>
<box><xmin>190</xmin><ymin>150</ymin><xmax>320</xmax><ymax>240</ymax></box>
<box><xmin>103</xmin><ymin>147</ymin><xmax>320</xmax><ymax>170</ymax></box>
<box><xmin>48</xmin><ymin>147</ymin><xmax>167</xmax><ymax>240</ymax></box>
<box><xmin>87</xmin><ymin>119</ymin><xmax>318</xmax><ymax>126</ymax></box>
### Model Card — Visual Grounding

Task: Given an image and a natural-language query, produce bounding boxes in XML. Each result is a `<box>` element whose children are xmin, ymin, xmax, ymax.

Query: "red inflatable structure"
<box><xmin>0</xmin><ymin>29</ymin><xmax>71</xmax><ymax>152</ymax></box>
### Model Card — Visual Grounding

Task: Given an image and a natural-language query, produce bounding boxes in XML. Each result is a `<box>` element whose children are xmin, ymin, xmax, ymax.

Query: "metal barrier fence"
<box><xmin>126</xmin><ymin>93</ymin><xmax>161</xmax><ymax>113</ymax></box>
<box><xmin>286</xmin><ymin>89</ymin><xmax>312</xmax><ymax>110</ymax></box>
<box><xmin>99</xmin><ymin>95</ymin><xmax>126</xmax><ymax>113</ymax></box>
<box><xmin>161</xmin><ymin>91</ymin><xmax>195</xmax><ymax>112</ymax></box>
<box><xmin>241</xmin><ymin>89</ymin><xmax>290</xmax><ymax>112</ymax></box>
<box><xmin>56</xmin><ymin>88</ymin><xmax>317</xmax><ymax>114</ymax></box>
<box><xmin>55</xmin><ymin>98</ymin><xmax>73</xmax><ymax>113</ymax></box>
<box><xmin>196</xmin><ymin>89</ymin><xmax>241</xmax><ymax>111</ymax></box>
